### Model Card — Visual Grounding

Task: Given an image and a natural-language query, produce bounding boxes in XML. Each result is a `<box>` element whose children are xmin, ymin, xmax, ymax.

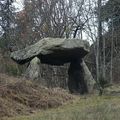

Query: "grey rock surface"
<box><xmin>25</xmin><ymin>57</ymin><xmax>41</xmax><ymax>80</ymax></box>
<box><xmin>81</xmin><ymin>60</ymin><xmax>95</xmax><ymax>93</ymax></box>
<box><xmin>68</xmin><ymin>59</ymin><xmax>95</xmax><ymax>94</ymax></box>
<box><xmin>68</xmin><ymin>59</ymin><xmax>88</xmax><ymax>94</ymax></box>
<box><xmin>11</xmin><ymin>38</ymin><xmax>90</xmax><ymax>65</ymax></box>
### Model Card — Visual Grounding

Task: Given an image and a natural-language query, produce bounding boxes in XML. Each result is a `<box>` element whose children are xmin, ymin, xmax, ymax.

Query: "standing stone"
<box><xmin>68</xmin><ymin>59</ymin><xmax>88</xmax><ymax>94</ymax></box>
<box><xmin>81</xmin><ymin>61</ymin><xmax>95</xmax><ymax>93</ymax></box>
<box><xmin>68</xmin><ymin>59</ymin><xmax>95</xmax><ymax>94</ymax></box>
<box><xmin>25</xmin><ymin>57</ymin><xmax>41</xmax><ymax>80</ymax></box>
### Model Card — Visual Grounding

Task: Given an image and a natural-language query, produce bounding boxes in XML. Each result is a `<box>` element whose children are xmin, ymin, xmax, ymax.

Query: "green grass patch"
<box><xmin>4</xmin><ymin>95</ymin><xmax>120</xmax><ymax>120</ymax></box>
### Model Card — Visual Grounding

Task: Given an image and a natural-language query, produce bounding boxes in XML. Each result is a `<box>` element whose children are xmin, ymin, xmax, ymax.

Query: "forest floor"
<box><xmin>1</xmin><ymin>74</ymin><xmax>120</xmax><ymax>120</ymax></box>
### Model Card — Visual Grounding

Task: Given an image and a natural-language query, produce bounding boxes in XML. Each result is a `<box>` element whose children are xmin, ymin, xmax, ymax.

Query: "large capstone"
<box><xmin>11</xmin><ymin>38</ymin><xmax>90</xmax><ymax>65</ymax></box>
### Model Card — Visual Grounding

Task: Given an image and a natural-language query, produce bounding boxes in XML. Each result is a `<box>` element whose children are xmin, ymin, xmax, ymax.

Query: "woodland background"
<box><xmin>0</xmin><ymin>0</ymin><xmax>120</xmax><ymax>90</ymax></box>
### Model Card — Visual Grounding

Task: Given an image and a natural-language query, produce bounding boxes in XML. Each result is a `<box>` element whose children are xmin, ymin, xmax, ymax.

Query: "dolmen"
<box><xmin>11</xmin><ymin>38</ymin><xmax>95</xmax><ymax>94</ymax></box>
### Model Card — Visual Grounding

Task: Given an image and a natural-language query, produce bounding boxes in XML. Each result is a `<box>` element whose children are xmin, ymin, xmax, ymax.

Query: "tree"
<box><xmin>95</xmin><ymin>0</ymin><xmax>120</xmax><ymax>87</ymax></box>
<box><xmin>0</xmin><ymin>0</ymin><xmax>15</xmax><ymax>51</ymax></box>
<box><xmin>101</xmin><ymin>0</ymin><xmax>120</xmax><ymax>28</ymax></box>
<box><xmin>15</xmin><ymin>0</ymin><xmax>92</xmax><ymax>48</ymax></box>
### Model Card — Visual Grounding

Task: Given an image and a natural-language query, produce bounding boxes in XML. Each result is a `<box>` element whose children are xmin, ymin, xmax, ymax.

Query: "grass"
<box><xmin>4</xmin><ymin>95</ymin><xmax>120</xmax><ymax>120</ymax></box>
<box><xmin>0</xmin><ymin>74</ymin><xmax>75</xmax><ymax>119</ymax></box>
<box><xmin>1</xmin><ymin>74</ymin><xmax>120</xmax><ymax>120</ymax></box>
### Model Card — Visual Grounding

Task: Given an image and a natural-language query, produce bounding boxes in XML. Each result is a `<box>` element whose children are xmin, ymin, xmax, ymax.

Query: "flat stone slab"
<box><xmin>11</xmin><ymin>38</ymin><xmax>90</xmax><ymax>65</ymax></box>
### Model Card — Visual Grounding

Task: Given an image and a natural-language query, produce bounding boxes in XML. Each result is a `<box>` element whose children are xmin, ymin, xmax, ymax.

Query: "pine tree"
<box><xmin>0</xmin><ymin>0</ymin><xmax>15</xmax><ymax>50</ymax></box>
<box><xmin>101</xmin><ymin>0</ymin><xmax>120</xmax><ymax>28</ymax></box>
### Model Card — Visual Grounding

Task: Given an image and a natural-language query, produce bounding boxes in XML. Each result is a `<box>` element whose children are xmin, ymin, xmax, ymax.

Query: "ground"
<box><xmin>0</xmin><ymin>74</ymin><xmax>74</xmax><ymax>119</ymax></box>
<box><xmin>1</xmin><ymin>74</ymin><xmax>120</xmax><ymax>120</ymax></box>
<box><xmin>4</xmin><ymin>95</ymin><xmax>120</xmax><ymax>120</ymax></box>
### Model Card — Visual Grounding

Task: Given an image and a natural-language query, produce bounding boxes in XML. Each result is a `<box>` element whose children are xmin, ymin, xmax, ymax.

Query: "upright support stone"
<box><xmin>81</xmin><ymin>61</ymin><xmax>95</xmax><ymax>93</ymax></box>
<box><xmin>25</xmin><ymin>57</ymin><xmax>41</xmax><ymax>80</ymax></box>
<box><xmin>68</xmin><ymin>59</ymin><xmax>88</xmax><ymax>94</ymax></box>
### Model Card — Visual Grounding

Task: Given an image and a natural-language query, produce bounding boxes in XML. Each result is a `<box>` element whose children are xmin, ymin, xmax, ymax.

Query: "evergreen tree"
<box><xmin>0</xmin><ymin>0</ymin><xmax>15</xmax><ymax>50</ymax></box>
<box><xmin>99</xmin><ymin>0</ymin><xmax>120</xmax><ymax>85</ymax></box>
<box><xmin>101</xmin><ymin>0</ymin><xmax>120</xmax><ymax>28</ymax></box>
